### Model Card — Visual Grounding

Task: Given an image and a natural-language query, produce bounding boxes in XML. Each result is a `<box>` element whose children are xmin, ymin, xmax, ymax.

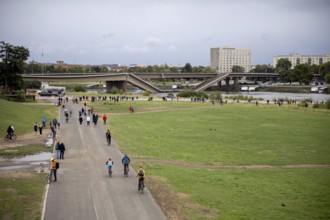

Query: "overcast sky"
<box><xmin>1</xmin><ymin>0</ymin><xmax>329</xmax><ymax>66</ymax></box>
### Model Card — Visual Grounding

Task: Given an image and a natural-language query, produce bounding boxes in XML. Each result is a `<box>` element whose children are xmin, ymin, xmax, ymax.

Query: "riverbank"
<box><xmin>258</xmin><ymin>85</ymin><xmax>329</xmax><ymax>94</ymax></box>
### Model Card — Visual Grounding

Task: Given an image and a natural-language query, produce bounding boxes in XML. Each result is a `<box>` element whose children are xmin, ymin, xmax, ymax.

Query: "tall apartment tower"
<box><xmin>210</xmin><ymin>47</ymin><xmax>251</xmax><ymax>73</ymax></box>
<box><xmin>272</xmin><ymin>54</ymin><xmax>330</xmax><ymax>69</ymax></box>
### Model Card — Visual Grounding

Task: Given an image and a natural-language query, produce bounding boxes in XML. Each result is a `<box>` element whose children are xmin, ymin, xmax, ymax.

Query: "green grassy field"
<box><xmin>0</xmin><ymin>99</ymin><xmax>58</xmax><ymax>136</ymax></box>
<box><xmin>1</xmin><ymin>97</ymin><xmax>329</xmax><ymax>219</ymax></box>
<box><xmin>91</xmin><ymin>100</ymin><xmax>330</xmax><ymax>219</ymax></box>
<box><xmin>0</xmin><ymin>98</ymin><xmax>58</xmax><ymax>220</ymax></box>
<box><xmin>0</xmin><ymin>172</ymin><xmax>47</xmax><ymax>220</ymax></box>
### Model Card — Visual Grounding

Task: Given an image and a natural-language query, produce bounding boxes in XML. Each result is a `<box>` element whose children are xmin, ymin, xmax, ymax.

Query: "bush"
<box><xmin>74</xmin><ymin>85</ymin><xmax>86</xmax><ymax>92</ymax></box>
<box><xmin>326</xmin><ymin>99</ymin><xmax>330</xmax><ymax>109</ymax></box>
<box><xmin>143</xmin><ymin>90</ymin><xmax>151</xmax><ymax>96</ymax></box>
<box><xmin>110</xmin><ymin>87</ymin><xmax>120</xmax><ymax>94</ymax></box>
<box><xmin>177</xmin><ymin>89</ymin><xmax>195</xmax><ymax>97</ymax></box>
<box><xmin>177</xmin><ymin>89</ymin><xmax>208</xmax><ymax>98</ymax></box>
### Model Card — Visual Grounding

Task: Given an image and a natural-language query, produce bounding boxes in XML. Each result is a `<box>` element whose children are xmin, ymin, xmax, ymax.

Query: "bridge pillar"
<box><xmin>233</xmin><ymin>77</ymin><xmax>239</xmax><ymax>86</ymax></box>
<box><xmin>225</xmin><ymin>77</ymin><xmax>230</xmax><ymax>86</ymax></box>
<box><xmin>106</xmin><ymin>81</ymin><xmax>127</xmax><ymax>93</ymax></box>
<box><xmin>217</xmin><ymin>80</ymin><xmax>222</xmax><ymax>88</ymax></box>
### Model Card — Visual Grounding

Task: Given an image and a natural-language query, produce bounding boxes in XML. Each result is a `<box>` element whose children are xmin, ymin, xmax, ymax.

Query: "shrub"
<box><xmin>110</xmin><ymin>87</ymin><xmax>119</xmax><ymax>94</ymax></box>
<box><xmin>74</xmin><ymin>85</ymin><xmax>86</xmax><ymax>92</ymax></box>
<box><xmin>177</xmin><ymin>89</ymin><xmax>195</xmax><ymax>97</ymax></box>
<box><xmin>177</xmin><ymin>89</ymin><xmax>208</xmax><ymax>98</ymax></box>
<box><xmin>143</xmin><ymin>91</ymin><xmax>151</xmax><ymax>96</ymax></box>
<box><xmin>326</xmin><ymin>99</ymin><xmax>330</xmax><ymax>109</ymax></box>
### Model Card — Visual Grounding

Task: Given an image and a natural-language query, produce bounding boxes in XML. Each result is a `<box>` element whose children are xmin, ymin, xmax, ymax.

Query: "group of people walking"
<box><xmin>46</xmin><ymin>97</ymin><xmax>145</xmax><ymax>191</ymax></box>
<box><xmin>55</xmin><ymin>141</ymin><xmax>66</xmax><ymax>159</ymax></box>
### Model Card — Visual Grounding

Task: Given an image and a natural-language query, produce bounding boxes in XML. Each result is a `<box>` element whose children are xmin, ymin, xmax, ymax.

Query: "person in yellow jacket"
<box><xmin>136</xmin><ymin>167</ymin><xmax>145</xmax><ymax>190</ymax></box>
<box><xmin>51</xmin><ymin>157</ymin><xmax>57</xmax><ymax>181</ymax></box>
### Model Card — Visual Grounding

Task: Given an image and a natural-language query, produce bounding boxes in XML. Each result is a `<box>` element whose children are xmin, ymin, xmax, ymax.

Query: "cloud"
<box><xmin>102</xmin><ymin>33</ymin><xmax>115</xmax><ymax>39</ymax></box>
<box><xmin>145</xmin><ymin>36</ymin><xmax>164</xmax><ymax>47</ymax></box>
<box><xmin>120</xmin><ymin>45</ymin><xmax>151</xmax><ymax>54</ymax></box>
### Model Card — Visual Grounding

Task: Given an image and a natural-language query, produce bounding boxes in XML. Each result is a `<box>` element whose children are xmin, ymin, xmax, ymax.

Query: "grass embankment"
<box><xmin>0</xmin><ymin>98</ymin><xmax>58</xmax><ymax>220</ymax></box>
<box><xmin>0</xmin><ymin>99</ymin><xmax>57</xmax><ymax>136</ymax></box>
<box><xmin>0</xmin><ymin>171</ymin><xmax>47</xmax><ymax>220</ymax></box>
<box><xmin>89</xmin><ymin>100</ymin><xmax>330</xmax><ymax>220</ymax></box>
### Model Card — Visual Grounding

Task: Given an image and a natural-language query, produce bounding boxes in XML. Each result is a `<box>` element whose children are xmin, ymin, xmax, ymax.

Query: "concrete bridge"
<box><xmin>22</xmin><ymin>72</ymin><xmax>279</xmax><ymax>93</ymax></box>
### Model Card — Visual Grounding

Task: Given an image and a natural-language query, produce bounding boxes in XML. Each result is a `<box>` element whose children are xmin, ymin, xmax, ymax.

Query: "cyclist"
<box><xmin>7</xmin><ymin>125</ymin><xmax>14</xmax><ymax>139</ymax></box>
<box><xmin>121</xmin><ymin>154</ymin><xmax>131</xmax><ymax>175</ymax></box>
<box><xmin>106</xmin><ymin>158</ymin><xmax>114</xmax><ymax>176</ymax></box>
<box><xmin>136</xmin><ymin>166</ymin><xmax>145</xmax><ymax>190</ymax></box>
<box><xmin>50</xmin><ymin>157</ymin><xmax>57</xmax><ymax>181</ymax></box>
<box><xmin>106</xmin><ymin>129</ymin><xmax>111</xmax><ymax>145</ymax></box>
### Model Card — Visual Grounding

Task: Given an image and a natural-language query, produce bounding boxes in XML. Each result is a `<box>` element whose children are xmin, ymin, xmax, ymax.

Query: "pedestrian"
<box><xmin>59</xmin><ymin>142</ymin><xmax>65</xmax><ymax>159</ymax></box>
<box><xmin>50</xmin><ymin>158</ymin><xmax>57</xmax><ymax>182</ymax></box>
<box><xmin>86</xmin><ymin>116</ymin><xmax>91</xmax><ymax>126</ymax></box>
<box><xmin>55</xmin><ymin>141</ymin><xmax>60</xmax><ymax>159</ymax></box>
<box><xmin>33</xmin><ymin>122</ymin><xmax>38</xmax><ymax>135</ymax></box>
<box><xmin>95</xmin><ymin>114</ymin><xmax>99</xmax><ymax>126</ymax></box>
<box><xmin>129</xmin><ymin>105</ymin><xmax>132</xmax><ymax>113</ymax></box>
<box><xmin>79</xmin><ymin>116</ymin><xmax>83</xmax><ymax>125</ymax></box>
<box><xmin>106</xmin><ymin>129</ymin><xmax>111</xmax><ymax>145</ymax></box>
<box><xmin>38</xmin><ymin>123</ymin><xmax>43</xmax><ymax>135</ymax></box>
<box><xmin>42</xmin><ymin>116</ymin><xmax>47</xmax><ymax>128</ymax></box>
<box><xmin>131</xmin><ymin>105</ymin><xmax>135</xmax><ymax>113</ymax></box>
<box><xmin>102</xmin><ymin>114</ymin><xmax>107</xmax><ymax>125</ymax></box>
<box><xmin>53</xmin><ymin>118</ymin><xmax>58</xmax><ymax>129</ymax></box>
<box><xmin>57</xmin><ymin>122</ymin><xmax>60</xmax><ymax>129</ymax></box>
<box><xmin>51</xmin><ymin>125</ymin><xmax>56</xmax><ymax>138</ymax></box>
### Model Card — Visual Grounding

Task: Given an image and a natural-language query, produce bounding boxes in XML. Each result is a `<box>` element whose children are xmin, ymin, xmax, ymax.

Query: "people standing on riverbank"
<box><xmin>34</xmin><ymin>122</ymin><xmax>38</xmax><ymax>135</ymax></box>
<box><xmin>42</xmin><ymin>116</ymin><xmax>47</xmax><ymax>128</ymax></box>
<box><xmin>38</xmin><ymin>123</ymin><xmax>43</xmax><ymax>135</ymax></box>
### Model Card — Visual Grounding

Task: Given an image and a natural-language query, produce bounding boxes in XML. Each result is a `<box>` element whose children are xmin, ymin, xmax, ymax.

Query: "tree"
<box><xmin>292</xmin><ymin>64</ymin><xmax>313</xmax><ymax>85</ymax></box>
<box><xmin>251</xmin><ymin>64</ymin><xmax>275</xmax><ymax>73</ymax></box>
<box><xmin>209</xmin><ymin>91</ymin><xmax>222</xmax><ymax>101</ymax></box>
<box><xmin>0</xmin><ymin>41</ymin><xmax>29</xmax><ymax>90</ymax></box>
<box><xmin>320</xmin><ymin>62</ymin><xmax>330</xmax><ymax>82</ymax></box>
<box><xmin>231</xmin><ymin>65</ymin><xmax>245</xmax><ymax>73</ymax></box>
<box><xmin>182</xmin><ymin>63</ymin><xmax>192</xmax><ymax>73</ymax></box>
<box><xmin>276</xmin><ymin>58</ymin><xmax>292</xmax><ymax>83</ymax></box>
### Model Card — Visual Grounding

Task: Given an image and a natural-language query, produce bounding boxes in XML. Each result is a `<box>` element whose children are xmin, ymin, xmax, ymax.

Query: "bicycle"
<box><xmin>124</xmin><ymin>164</ymin><xmax>129</xmax><ymax>176</ymax></box>
<box><xmin>107</xmin><ymin>137</ymin><xmax>111</xmax><ymax>146</ymax></box>
<box><xmin>138</xmin><ymin>179</ymin><xmax>145</xmax><ymax>194</ymax></box>
<box><xmin>108</xmin><ymin>166</ymin><xmax>113</xmax><ymax>178</ymax></box>
<box><xmin>4</xmin><ymin>134</ymin><xmax>17</xmax><ymax>141</ymax></box>
<box><xmin>45</xmin><ymin>168</ymin><xmax>54</xmax><ymax>184</ymax></box>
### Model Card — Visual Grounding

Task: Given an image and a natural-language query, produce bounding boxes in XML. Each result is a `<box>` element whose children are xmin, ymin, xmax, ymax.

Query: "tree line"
<box><xmin>1</xmin><ymin>41</ymin><xmax>330</xmax><ymax>91</ymax></box>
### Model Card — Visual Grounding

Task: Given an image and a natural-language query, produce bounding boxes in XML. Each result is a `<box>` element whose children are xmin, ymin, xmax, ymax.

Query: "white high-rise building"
<box><xmin>210</xmin><ymin>47</ymin><xmax>251</xmax><ymax>73</ymax></box>
<box><xmin>272</xmin><ymin>54</ymin><xmax>330</xmax><ymax>69</ymax></box>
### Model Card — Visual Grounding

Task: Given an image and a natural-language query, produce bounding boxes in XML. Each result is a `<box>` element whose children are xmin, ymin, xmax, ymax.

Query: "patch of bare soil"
<box><xmin>147</xmin><ymin>176</ymin><xmax>219</xmax><ymax>220</ymax></box>
<box><xmin>0</xmin><ymin>132</ymin><xmax>49</xmax><ymax>179</ymax></box>
<box><xmin>0</xmin><ymin>131</ymin><xmax>51</xmax><ymax>149</ymax></box>
<box><xmin>0</xmin><ymin>170</ymin><xmax>37</xmax><ymax>178</ymax></box>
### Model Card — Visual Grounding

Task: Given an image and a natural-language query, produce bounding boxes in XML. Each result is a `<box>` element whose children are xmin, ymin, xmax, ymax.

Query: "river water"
<box><xmin>89</xmin><ymin>89</ymin><xmax>330</xmax><ymax>102</ymax></box>
<box><xmin>221</xmin><ymin>91</ymin><xmax>330</xmax><ymax>102</ymax></box>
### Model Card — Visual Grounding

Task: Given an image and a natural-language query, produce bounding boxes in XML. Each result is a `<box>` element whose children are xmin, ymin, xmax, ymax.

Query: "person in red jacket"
<box><xmin>102</xmin><ymin>114</ymin><xmax>107</xmax><ymax>125</ymax></box>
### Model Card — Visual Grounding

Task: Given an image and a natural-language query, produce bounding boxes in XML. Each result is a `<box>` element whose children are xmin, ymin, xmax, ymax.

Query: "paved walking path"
<box><xmin>43</xmin><ymin>101</ymin><xmax>166</xmax><ymax>220</ymax></box>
